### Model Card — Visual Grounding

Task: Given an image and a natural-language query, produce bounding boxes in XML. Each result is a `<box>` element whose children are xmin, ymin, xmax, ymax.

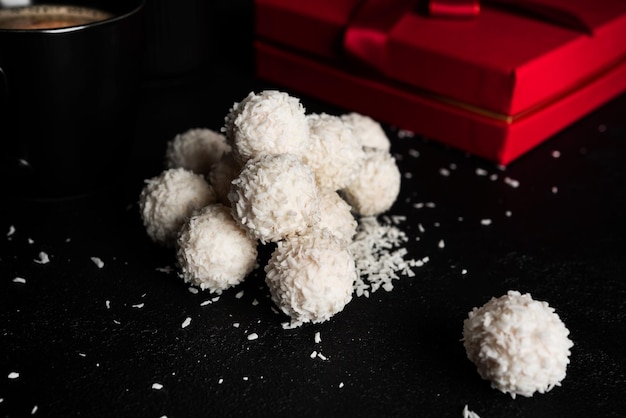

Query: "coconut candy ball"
<box><xmin>341</xmin><ymin>147</ymin><xmax>401</xmax><ymax>217</ymax></box>
<box><xmin>165</xmin><ymin>128</ymin><xmax>231</xmax><ymax>174</ymax></box>
<box><xmin>264</xmin><ymin>231</ymin><xmax>356</xmax><ymax>325</ymax></box>
<box><xmin>341</xmin><ymin>112</ymin><xmax>391</xmax><ymax>151</ymax></box>
<box><xmin>139</xmin><ymin>168</ymin><xmax>216</xmax><ymax>247</ymax></box>
<box><xmin>316</xmin><ymin>190</ymin><xmax>357</xmax><ymax>247</ymax></box>
<box><xmin>223</xmin><ymin>90</ymin><xmax>311</xmax><ymax>165</ymax></box>
<box><xmin>463</xmin><ymin>290</ymin><xmax>574</xmax><ymax>399</ymax></box>
<box><xmin>304</xmin><ymin>113</ymin><xmax>365</xmax><ymax>191</ymax></box>
<box><xmin>207</xmin><ymin>152</ymin><xmax>242</xmax><ymax>205</ymax></box>
<box><xmin>228</xmin><ymin>153</ymin><xmax>320</xmax><ymax>244</ymax></box>
<box><xmin>176</xmin><ymin>204</ymin><xmax>258</xmax><ymax>294</ymax></box>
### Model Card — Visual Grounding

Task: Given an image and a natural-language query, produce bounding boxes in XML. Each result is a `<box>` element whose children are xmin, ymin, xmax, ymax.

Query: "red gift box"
<box><xmin>254</xmin><ymin>0</ymin><xmax>626</xmax><ymax>164</ymax></box>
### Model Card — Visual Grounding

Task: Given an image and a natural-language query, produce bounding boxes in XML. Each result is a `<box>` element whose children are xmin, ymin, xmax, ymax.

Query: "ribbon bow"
<box><xmin>344</xmin><ymin>0</ymin><xmax>592</xmax><ymax>74</ymax></box>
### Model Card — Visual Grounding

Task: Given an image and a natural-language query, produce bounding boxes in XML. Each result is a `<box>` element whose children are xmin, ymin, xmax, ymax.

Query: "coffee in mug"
<box><xmin>0</xmin><ymin>5</ymin><xmax>113</xmax><ymax>30</ymax></box>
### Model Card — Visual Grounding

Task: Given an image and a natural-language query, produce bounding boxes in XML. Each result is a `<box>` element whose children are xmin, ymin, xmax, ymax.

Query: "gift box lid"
<box><xmin>256</xmin><ymin>0</ymin><xmax>626</xmax><ymax>117</ymax></box>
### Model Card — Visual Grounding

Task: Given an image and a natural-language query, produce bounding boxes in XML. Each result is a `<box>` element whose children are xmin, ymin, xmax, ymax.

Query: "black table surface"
<box><xmin>2</xmin><ymin>18</ymin><xmax>626</xmax><ymax>418</ymax></box>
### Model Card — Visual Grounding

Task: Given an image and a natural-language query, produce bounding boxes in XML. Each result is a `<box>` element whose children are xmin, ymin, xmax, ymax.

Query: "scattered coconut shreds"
<box><xmin>310</xmin><ymin>351</ymin><xmax>318</xmax><ymax>359</ymax></box>
<box><xmin>247</xmin><ymin>333</ymin><xmax>259</xmax><ymax>341</ymax></box>
<box><xmin>31</xmin><ymin>405</ymin><xmax>38</xmax><ymax>415</ymax></box>
<box><xmin>132</xmin><ymin>303</ymin><xmax>145</xmax><ymax>309</ymax></box>
<box><xmin>34</xmin><ymin>251</ymin><xmax>50</xmax><ymax>264</ymax></box>
<box><xmin>462</xmin><ymin>404</ymin><xmax>481</xmax><ymax>418</ymax></box>
<box><xmin>438</xmin><ymin>239</ymin><xmax>445</xmax><ymax>249</ymax></box>
<box><xmin>152</xmin><ymin>383</ymin><xmax>164</xmax><ymax>390</ymax></box>
<box><xmin>181</xmin><ymin>317</ymin><xmax>192</xmax><ymax>329</ymax></box>
<box><xmin>480</xmin><ymin>219</ymin><xmax>492</xmax><ymax>226</ymax></box>
<box><xmin>156</xmin><ymin>266</ymin><xmax>174</xmax><ymax>274</ymax></box>
<box><xmin>13</xmin><ymin>277</ymin><xmax>26</xmax><ymax>284</ymax></box>
<box><xmin>91</xmin><ymin>257</ymin><xmax>104</xmax><ymax>269</ymax></box>
<box><xmin>315</xmin><ymin>331</ymin><xmax>321</xmax><ymax>344</ymax></box>
<box><xmin>188</xmin><ymin>287</ymin><xmax>199</xmax><ymax>294</ymax></box>
<box><xmin>317</xmin><ymin>352</ymin><xmax>328</xmax><ymax>361</ymax></box>
<box><xmin>349</xmin><ymin>216</ymin><xmax>421</xmax><ymax>298</ymax></box>
<box><xmin>8</xmin><ymin>372</ymin><xmax>19</xmax><ymax>379</ymax></box>
<box><xmin>235</xmin><ymin>290</ymin><xmax>244</xmax><ymax>299</ymax></box>
<box><xmin>105</xmin><ymin>300</ymin><xmax>111</xmax><ymax>309</ymax></box>
<box><xmin>200</xmin><ymin>300</ymin><xmax>212</xmax><ymax>307</ymax></box>
<box><xmin>7</xmin><ymin>225</ymin><xmax>15</xmax><ymax>237</ymax></box>
<box><xmin>339</xmin><ymin>382</ymin><xmax>344</xmax><ymax>388</ymax></box>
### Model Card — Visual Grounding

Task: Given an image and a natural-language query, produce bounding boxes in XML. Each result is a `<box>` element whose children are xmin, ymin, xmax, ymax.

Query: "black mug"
<box><xmin>0</xmin><ymin>0</ymin><xmax>145</xmax><ymax>199</ymax></box>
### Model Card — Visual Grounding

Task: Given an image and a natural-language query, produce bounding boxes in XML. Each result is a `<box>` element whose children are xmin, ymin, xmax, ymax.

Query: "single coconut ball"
<box><xmin>139</xmin><ymin>168</ymin><xmax>216</xmax><ymax>247</ymax></box>
<box><xmin>165</xmin><ymin>128</ymin><xmax>231</xmax><ymax>174</ymax></box>
<box><xmin>341</xmin><ymin>112</ymin><xmax>391</xmax><ymax>151</ymax></box>
<box><xmin>223</xmin><ymin>90</ymin><xmax>310</xmax><ymax>165</ymax></box>
<box><xmin>264</xmin><ymin>230</ymin><xmax>356</xmax><ymax>325</ymax></box>
<box><xmin>462</xmin><ymin>290</ymin><xmax>574</xmax><ymax>399</ymax></box>
<box><xmin>341</xmin><ymin>147</ymin><xmax>401</xmax><ymax>216</ymax></box>
<box><xmin>315</xmin><ymin>190</ymin><xmax>357</xmax><ymax>247</ymax></box>
<box><xmin>176</xmin><ymin>204</ymin><xmax>258</xmax><ymax>293</ymax></box>
<box><xmin>228</xmin><ymin>153</ymin><xmax>320</xmax><ymax>244</ymax></box>
<box><xmin>207</xmin><ymin>152</ymin><xmax>242</xmax><ymax>205</ymax></box>
<box><xmin>304</xmin><ymin>113</ymin><xmax>365</xmax><ymax>191</ymax></box>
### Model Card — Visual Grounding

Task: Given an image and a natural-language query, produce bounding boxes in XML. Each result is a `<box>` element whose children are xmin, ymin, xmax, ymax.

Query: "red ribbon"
<box><xmin>429</xmin><ymin>0</ymin><xmax>480</xmax><ymax>18</ymax></box>
<box><xmin>343</xmin><ymin>0</ymin><xmax>592</xmax><ymax>74</ymax></box>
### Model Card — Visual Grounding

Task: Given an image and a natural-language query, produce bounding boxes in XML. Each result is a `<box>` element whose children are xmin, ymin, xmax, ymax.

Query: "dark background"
<box><xmin>1</xmin><ymin>1</ymin><xmax>625</xmax><ymax>416</ymax></box>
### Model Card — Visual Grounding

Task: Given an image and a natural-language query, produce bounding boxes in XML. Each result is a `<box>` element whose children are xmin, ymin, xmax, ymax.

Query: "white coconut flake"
<box><xmin>235</xmin><ymin>290</ymin><xmax>245</xmax><ymax>299</ymax></box>
<box><xmin>552</xmin><ymin>186</ymin><xmax>559</xmax><ymax>194</ymax></box>
<box><xmin>475</xmin><ymin>168</ymin><xmax>488</xmax><ymax>176</ymax></box>
<box><xmin>31</xmin><ymin>405</ymin><xmax>38</xmax><ymax>415</ymax></box>
<box><xmin>504</xmin><ymin>177</ymin><xmax>520</xmax><ymax>188</ymax></box>
<box><xmin>7</xmin><ymin>225</ymin><xmax>15</xmax><ymax>237</ymax></box>
<box><xmin>91</xmin><ymin>257</ymin><xmax>104</xmax><ymax>269</ymax></box>
<box><xmin>463</xmin><ymin>404</ymin><xmax>481</xmax><ymax>418</ymax></box>
<box><xmin>310</xmin><ymin>351</ymin><xmax>318</xmax><ymax>359</ymax></box>
<box><xmin>34</xmin><ymin>251</ymin><xmax>50</xmax><ymax>264</ymax></box>
<box><xmin>315</xmin><ymin>331</ymin><xmax>321</xmax><ymax>344</ymax></box>
<box><xmin>247</xmin><ymin>333</ymin><xmax>259</xmax><ymax>341</ymax></box>
<box><xmin>317</xmin><ymin>352</ymin><xmax>328</xmax><ymax>361</ymax></box>
<box><xmin>480</xmin><ymin>219</ymin><xmax>492</xmax><ymax>226</ymax></box>
<box><xmin>152</xmin><ymin>383</ymin><xmax>164</xmax><ymax>390</ymax></box>
<box><xmin>8</xmin><ymin>372</ymin><xmax>19</xmax><ymax>379</ymax></box>
<box><xmin>233</xmin><ymin>322</ymin><xmax>240</xmax><ymax>328</ymax></box>
<box><xmin>188</xmin><ymin>287</ymin><xmax>199</xmax><ymax>294</ymax></box>
<box><xmin>156</xmin><ymin>266</ymin><xmax>174</xmax><ymax>274</ymax></box>
<box><xmin>200</xmin><ymin>300</ymin><xmax>212</xmax><ymax>307</ymax></box>
<box><xmin>439</xmin><ymin>168</ymin><xmax>450</xmax><ymax>176</ymax></box>
<box><xmin>339</xmin><ymin>382</ymin><xmax>344</xmax><ymax>388</ymax></box>
<box><xmin>181</xmin><ymin>317</ymin><xmax>192</xmax><ymax>329</ymax></box>
<box><xmin>132</xmin><ymin>303</ymin><xmax>145</xmax><ymax>309</ymax></box>
<box><xmin>438</xmin><ymin>239</ymin><xmax>445</xmax><ymax>249</ymax></box>
<box><xmin>13</xmin><ymin>277</ymin><xmax>26</xmax><ymax>284</ymax></box>
<box><xmin>551</xmin><ymin>150</ymin><xmax>561</xmax><ymax>158</ymax></box>
<box><xmin>105</xmin><ymin>300</ymin><xmax>111</xmax><ymax>309</ymax></box>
